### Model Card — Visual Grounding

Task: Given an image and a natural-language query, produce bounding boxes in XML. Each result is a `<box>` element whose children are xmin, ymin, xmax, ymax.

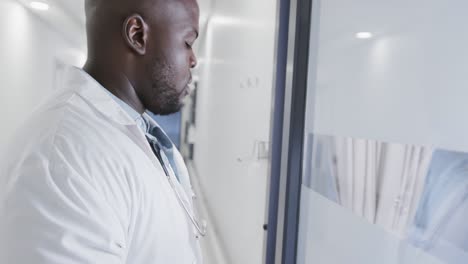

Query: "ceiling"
<box><xmin>15</xmin><ymin>0</ymin><xmax>86</xmax><ymax>48</ymax></box>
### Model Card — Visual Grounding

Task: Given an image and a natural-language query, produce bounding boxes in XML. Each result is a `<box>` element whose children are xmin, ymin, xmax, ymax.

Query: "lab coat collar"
<box><xmin>65</xmin><ymin>66</ymin><xmax>194</xmax><ymax>198</ymax></box>
<box><xmin>66</xmin><ymin>66</ymin><xmax>161</xmax><ymax>168</ymax></box>
<box><xmin>65</xmin><ymin>66</ymin><xmax>137</xmax><ymax>127</ymax></box>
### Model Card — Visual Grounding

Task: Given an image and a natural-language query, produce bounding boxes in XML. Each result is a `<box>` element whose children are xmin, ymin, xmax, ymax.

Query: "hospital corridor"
<box><xmin>1</xmin><ymin>0</ymin><xmax>468</xmax><ymax>263</ymax></box>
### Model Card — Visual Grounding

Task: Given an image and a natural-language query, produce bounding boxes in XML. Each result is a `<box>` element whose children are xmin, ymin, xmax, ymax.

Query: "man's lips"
<box><xmin>184</xmin><ymin>76</ymin><xmax>194</xmax><ymax>94</ymax></box>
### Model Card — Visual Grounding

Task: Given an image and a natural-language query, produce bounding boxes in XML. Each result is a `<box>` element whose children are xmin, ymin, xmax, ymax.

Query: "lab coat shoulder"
<box><xmin>0</xmin><ymin>91</ymin><xmax>133</xmax><ymax>264</ymax></box>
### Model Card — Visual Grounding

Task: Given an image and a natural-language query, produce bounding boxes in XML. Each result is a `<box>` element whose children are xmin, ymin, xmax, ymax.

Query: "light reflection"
<box><xmin>30</xmin><ymin>1</ymin><xmax>49</xmax><ymax>11</ymax></box>
<box><xmin>356</xmin><ymin>32</ymin><xmax>373</xmax><ymax>39</ymax></box>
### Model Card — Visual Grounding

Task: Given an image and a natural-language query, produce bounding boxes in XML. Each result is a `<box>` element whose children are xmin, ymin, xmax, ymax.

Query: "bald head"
<box><xmin>83</xmin><ymin>0</ymin><xmax>199</xmax><ymax>115</ymax></box>
<box><xmin>85</xmin><ymin>0</ymin><xmax>161</xmax><ymax>22</ymax></box>
<box><xmin>85</xmin><ymin>0</ymin><xmax>165</xmax><ymax>48</ymax></box>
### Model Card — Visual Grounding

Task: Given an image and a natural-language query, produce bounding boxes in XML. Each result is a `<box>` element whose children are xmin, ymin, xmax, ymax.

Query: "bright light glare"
<box><xmin>30</xmin><ymin>1</ymin><xmax>49</xmax><ymax>11</ymax></box>
<box><xmin>78</xmin><ymin>53</ymin><xmax>87</xmax><ymax>67</ymax></box>
<box><xmin>356</xmin><ymin>32</ymin><xmax>373</xmax><ymax>39</ymax></box>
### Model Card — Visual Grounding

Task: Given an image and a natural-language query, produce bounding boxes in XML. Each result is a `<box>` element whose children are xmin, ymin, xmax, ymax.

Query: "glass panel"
<box><xmin>298</xmin><ymin>0</ymin><xmax>468</xmax><ymax>263</ymax></box>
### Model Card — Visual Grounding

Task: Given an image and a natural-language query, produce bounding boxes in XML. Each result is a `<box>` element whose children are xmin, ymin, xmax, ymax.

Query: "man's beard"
<box><xmin>146</xmin><ymin>60</ymin><xmax>184</xmax><ymax>116</ymax></box>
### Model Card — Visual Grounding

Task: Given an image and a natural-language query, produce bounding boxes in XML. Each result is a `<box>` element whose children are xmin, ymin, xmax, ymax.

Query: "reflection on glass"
<box><xmin>304</xmin><ymin>134</ymin><xmax>468</xmax><ymax>263</ymax></box>
<box><xmin>409</xmin><ymin>149</ymin><xmax>468</xmax><ymax>262</ymax></box>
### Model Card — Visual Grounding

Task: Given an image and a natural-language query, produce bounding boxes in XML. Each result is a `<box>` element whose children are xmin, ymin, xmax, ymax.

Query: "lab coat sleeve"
<box><xmin>0</xmin><ymin>145</ymin><xmax>127</xmax><ymax>264</ymax></box>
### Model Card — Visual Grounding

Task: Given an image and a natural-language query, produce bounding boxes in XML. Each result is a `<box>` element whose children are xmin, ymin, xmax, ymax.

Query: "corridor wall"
<box><xmin>184</xmin><ymin>0</ymin><xmax>279</xmax><ymax>263</ymax></box>
<box><xmin>0</xmin><ymin>0</ymin><xmax>85</xmax><ymax>153</ymax></box>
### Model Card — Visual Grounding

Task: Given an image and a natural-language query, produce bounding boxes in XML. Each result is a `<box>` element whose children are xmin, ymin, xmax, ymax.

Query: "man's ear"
<box><xmin>122</xmin><ymin>14</ymin><xmax>148</xmax><ymax>55</ymax></box>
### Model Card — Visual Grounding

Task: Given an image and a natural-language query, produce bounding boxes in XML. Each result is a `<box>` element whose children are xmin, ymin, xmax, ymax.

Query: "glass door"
<box><xmin>294</xmin><ymin>0</ymin><xmax>468</xmax><ymax>263</ymax></box>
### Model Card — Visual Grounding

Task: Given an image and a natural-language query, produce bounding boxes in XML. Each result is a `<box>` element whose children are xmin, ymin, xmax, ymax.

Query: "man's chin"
<box><xmin>153</xmin><ymin>103</ymin><xmax>184</xmax><ymax>116</ymax></box>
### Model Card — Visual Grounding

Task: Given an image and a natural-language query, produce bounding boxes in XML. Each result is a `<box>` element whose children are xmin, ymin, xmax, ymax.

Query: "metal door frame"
<box><xmin>265</xmin><ymin>0</ymin><xmax>314</xmax><ymax>262</ymax></box>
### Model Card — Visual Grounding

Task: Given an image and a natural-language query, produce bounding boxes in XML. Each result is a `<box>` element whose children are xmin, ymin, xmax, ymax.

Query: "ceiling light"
<box><xmin>30</xmin><ymin>1</ymin><xmax>49</xmax><ymax>11</ymax></box>
<box><xmin>356</xmin><ymin>32</ymin><xmax>373</xmax><ymax>39</ymax></box>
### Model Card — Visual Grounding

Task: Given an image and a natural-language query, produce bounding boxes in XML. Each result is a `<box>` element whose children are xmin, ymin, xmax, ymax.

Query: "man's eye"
<box><xmin>186</xmin><ymin>42</ymin><xmax>192</xmax><ymax>48</ymax></box>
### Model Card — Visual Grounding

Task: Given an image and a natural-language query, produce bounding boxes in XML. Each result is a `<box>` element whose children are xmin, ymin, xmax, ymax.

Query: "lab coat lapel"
<box><xmin>143</xmin><ymin>113</ymin><xmax>195</xmax><ymax>204</ymax></box>
<box><xmin>67</xmin><ymin>67</ymin><xmax>194</xmax><ymax>205</ymax></box>
<box><xmin>67</xmin><ymin>67</ymin><xmax>164</xmax><ymax>169</ymax></box>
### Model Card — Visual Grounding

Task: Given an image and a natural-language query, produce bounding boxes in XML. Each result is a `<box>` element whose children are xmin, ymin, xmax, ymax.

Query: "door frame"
<box><xmin>265</xmin><ymin>0</ymin><xmax>314</xmax><ymax>263</ymax></box>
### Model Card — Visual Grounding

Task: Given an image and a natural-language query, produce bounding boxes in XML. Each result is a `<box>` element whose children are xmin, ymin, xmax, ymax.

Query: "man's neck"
<box><xmin>83</xmin><ymin>61</ymin><xmax>146</xmax><ymax>114</ymax></box>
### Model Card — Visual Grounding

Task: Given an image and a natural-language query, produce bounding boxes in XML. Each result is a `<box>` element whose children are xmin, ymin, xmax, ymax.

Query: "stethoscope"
<box><xmin>146</xmin><ymin>134</ymin><xmax>207</xmax><ymax>237</ymax></box>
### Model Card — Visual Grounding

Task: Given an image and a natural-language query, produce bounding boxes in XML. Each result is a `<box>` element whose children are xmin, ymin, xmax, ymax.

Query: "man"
<box><xmin>0</xmin><ymin>0</ymin><xmax>202</xmax><ymax>263</ymax></box>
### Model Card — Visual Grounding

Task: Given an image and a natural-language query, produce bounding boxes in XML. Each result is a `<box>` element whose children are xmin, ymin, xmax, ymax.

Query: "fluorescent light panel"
<box><xmin>30</xmin><ymin>1</ymin><xmax>49</xmax><ymax>11</ymax></box>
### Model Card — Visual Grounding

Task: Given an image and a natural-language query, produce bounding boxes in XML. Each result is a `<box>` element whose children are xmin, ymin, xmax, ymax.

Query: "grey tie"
<box><xmin>146</xmin><ymin>134</ymin><xmax>170</xmax><ymax>177</ymax></box>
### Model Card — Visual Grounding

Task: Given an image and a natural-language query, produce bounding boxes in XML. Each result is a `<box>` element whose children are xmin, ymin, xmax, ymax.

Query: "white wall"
<box><xmin>0</xmin><ymin>0</ymin><xmax>85</xmax><ymax>151</ymax></box>
<box><xmin>186</xmin><ymin>0</ymin><xmax>279</xmax><ymax>263</ymax></box>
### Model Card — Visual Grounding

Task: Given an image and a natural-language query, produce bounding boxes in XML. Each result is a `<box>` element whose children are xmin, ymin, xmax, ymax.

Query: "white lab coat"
<box><xmin>0</xmin><ymin>67</ymin><xmax>202</xmax><ymax>264</ymax></box>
